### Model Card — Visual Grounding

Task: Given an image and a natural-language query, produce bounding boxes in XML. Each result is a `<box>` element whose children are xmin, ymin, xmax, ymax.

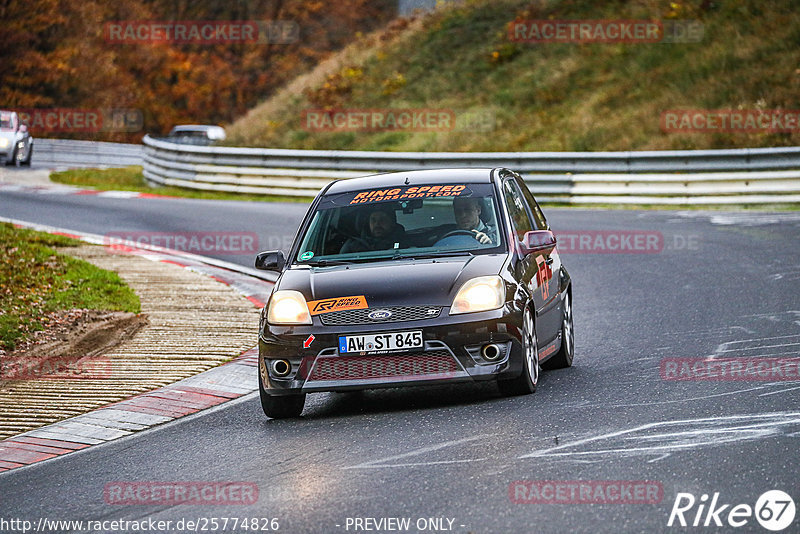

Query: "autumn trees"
<box><xmin>0</xmin><ymin>0</ymin><xmax>395</xmax><ymax>141</ymax></box>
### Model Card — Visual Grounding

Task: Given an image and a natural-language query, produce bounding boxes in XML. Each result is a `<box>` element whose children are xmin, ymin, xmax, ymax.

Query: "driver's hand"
<box><xmin>472</xmin><ymin>229</ymin><xmax>491</xmax><ymax>244</ymax></box>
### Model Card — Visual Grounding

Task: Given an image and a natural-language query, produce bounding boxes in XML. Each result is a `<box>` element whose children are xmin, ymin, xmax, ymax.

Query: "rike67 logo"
<box><xmin>668</xmin><ymin>490</ymin><xmax>796</xmax><ymax>531</ymax></box>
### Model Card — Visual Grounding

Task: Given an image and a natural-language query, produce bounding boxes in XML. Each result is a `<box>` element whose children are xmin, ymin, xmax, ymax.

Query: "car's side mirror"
<box><xmin>519</xmin><ymin>230</ymin><xmax>557</xmax><ymax>256</ymax></box>
<box><xmin>18</xmin><ymin>124</ymin><xmax>27</xmax><ymax>133</ymax></box>
<box><xmin>255</xmin><ymin>250</ymin><xmax>286</xmax><ymax>272</ymax></box>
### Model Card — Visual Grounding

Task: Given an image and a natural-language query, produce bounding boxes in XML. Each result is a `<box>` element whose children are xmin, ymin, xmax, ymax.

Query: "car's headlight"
<box><xmin>267</xmin><ymin>290</ymin><xmax>312</xmax><ymax>325</ymax></box>
<box><xmin>450</xmin><ymin>275</ymin><xmax>505</xmax><ymax>315</ymax></box>
<box><xmin>0</xmin><ymin>138</ymin><xmax>9</xmax><ymax>148</ymax></box>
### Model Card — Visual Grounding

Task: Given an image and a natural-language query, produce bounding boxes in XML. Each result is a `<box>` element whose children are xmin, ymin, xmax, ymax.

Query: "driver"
<box><xmin>340</xmin><ymin>206</ymin><xmax>407</xmax><ymax>253</ymax></box>
<box><xmin>452</xmin><ymin>197</ymin><xmax>497</xmax><ymax>244</ymax></box>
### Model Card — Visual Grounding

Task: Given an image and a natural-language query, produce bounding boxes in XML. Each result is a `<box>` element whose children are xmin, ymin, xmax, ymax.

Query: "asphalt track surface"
<box><xmin>2</xmin><ymin>181</ymin><xmax>800</xmax><ymax>533</ymax></box>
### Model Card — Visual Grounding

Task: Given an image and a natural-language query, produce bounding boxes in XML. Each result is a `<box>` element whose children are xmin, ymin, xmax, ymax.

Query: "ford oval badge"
<box><xmin>368</xmin><ymin>309</ymin><xmax>392</xmax><ymax>320</ymax></box>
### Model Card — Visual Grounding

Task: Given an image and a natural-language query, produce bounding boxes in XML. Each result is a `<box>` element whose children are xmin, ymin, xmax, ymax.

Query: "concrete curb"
<box><xmin>0</xmin><ymin>218</ymin><xmax>275</xmax><ymax>473</ymax></box>
<box><xmin>0</xmin><ymin>348</ymin><xmax>259</xmax><ymax>470</ymax></box>
<box><xmin>0</xmin><ymin>182</ymin><xmax>169</xmax><ymax>200</ymax></box>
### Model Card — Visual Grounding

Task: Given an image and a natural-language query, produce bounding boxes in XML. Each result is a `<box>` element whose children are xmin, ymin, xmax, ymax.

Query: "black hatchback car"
<box><xmin>255</xmin><ymin>168</ymin><xmax>574</xmax><ymax>418</ymax></box>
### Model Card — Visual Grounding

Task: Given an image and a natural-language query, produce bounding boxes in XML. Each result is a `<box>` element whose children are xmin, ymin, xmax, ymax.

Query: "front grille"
<box><xmin>307</xmin><ymin>350</ymin><xmax>458</xmax><ymax>381</ymax></box>
<box><xmin>318</xmin><ymin>305</ymin><xmax>442</xmax><ymax>326</ymax></box>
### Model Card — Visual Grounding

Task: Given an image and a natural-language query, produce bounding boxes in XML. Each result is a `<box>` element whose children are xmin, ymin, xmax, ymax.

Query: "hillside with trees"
<box><xmin>226</xmin><ymin>0</ymin><xmax>800</xmax><ymax>151</ymax></box>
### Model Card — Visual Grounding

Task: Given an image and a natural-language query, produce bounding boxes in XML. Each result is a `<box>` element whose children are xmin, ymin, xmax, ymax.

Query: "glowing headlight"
<box><xmin>0</xmin><ymin>138</ymin><xmax>9</xmax><ymax>148</ymax></box>
<box><xmin>450</xmin><ymin>275</ymin><xmax>504</xmax><ymax>315</ymax></box>
<box><xmin>267</xmin><ymin>290</ymin><xmax>312</xmax><ymax>325</ymax></box>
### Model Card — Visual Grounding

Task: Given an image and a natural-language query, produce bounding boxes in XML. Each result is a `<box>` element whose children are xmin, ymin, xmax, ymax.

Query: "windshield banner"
<box><xmin>349</xmin><ymin>185</ymin><xmax>468</xmax><ymax>205</ymax></box>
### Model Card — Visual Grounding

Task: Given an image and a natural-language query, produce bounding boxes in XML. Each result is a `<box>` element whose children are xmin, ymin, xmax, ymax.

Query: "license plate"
<box><xmin>338</xmin><ymin>330</ymin><xmax>423</xmax><ymax>354</ymax></box>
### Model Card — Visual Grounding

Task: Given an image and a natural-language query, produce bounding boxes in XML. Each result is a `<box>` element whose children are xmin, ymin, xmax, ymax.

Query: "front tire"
<box><xmin>21</xmin><ymin>144</ymin><xmax>32</xmax><ymax>166</ymax></box>
<box><xmin>499</xmin><ymin>307</ymin><xmax>538</xmax><ymax>396</ymax></box>
<box><xmin>259</xmin><ymin>372</ymin><xmax>305</xmax><ymax>418</ymax></box>
<box><xmin>543</xmin><ymin>291</ymin><xmax>574</xmax><ymax>370</ymax></box>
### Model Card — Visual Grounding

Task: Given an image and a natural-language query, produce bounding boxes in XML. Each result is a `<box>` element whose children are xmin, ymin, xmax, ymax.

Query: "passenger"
<box><xmin>340</xmin><ymin>206</ymin><xmax>407</xmax><ymax>253</ymax></box>
<box><xmin>452</xmin><ymin>197</ymin><xmax>497</xmax><ymax>244</ymax></box>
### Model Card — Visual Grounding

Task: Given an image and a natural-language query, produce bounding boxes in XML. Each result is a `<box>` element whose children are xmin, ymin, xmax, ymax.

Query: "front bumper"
<box><xmin>259</xmin><ymin>304</ymin><xmax>525</xmax><ymax>395</ymax></box>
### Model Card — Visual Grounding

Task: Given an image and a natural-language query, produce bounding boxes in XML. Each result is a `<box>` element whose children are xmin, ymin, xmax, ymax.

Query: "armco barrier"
<box><xmin>34</xmin><ymin>138</ymin><xmax>143</xmax><ymax>168</ymax></box>
<box><xmin>138</xmin><ymin>135</ymin><xmax>799</xmax><ymax>204</ymax></box>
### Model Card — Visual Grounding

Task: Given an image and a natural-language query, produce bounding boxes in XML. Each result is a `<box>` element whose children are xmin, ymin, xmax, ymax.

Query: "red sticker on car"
<box><xmin>535</xmin><ymin>255</ymin><xmax>553</xmax><ymax>300</ymax></box>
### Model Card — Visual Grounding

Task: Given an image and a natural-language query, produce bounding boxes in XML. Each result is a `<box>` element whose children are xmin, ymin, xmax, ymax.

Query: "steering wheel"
<box><xmin>345</xmin><ymin>235</ymin><xmax>371</xmax><ymax>248</ymax></box>
<box><xmin>439</xmin><ymin>229</ymin><xmax>478</xmax><ymax>240</ymax></box>
<box><xmin>337</xmin><ymin>235</ymin><xmax>377</xmax><ymax>254</ymax></box>
<box><xmin>433</xmin><ymin>229</ymin><xmax>481</xmax><ymax>248</ymax></box>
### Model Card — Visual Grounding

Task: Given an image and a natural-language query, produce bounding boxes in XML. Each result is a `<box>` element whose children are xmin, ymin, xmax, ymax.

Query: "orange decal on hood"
<box><xmin>307</xmin><ymin>295</ymin><xmax>368</xmax><ymax>315</ymax></box>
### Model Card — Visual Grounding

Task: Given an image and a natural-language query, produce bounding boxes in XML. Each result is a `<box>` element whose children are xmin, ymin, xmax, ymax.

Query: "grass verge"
<box><xmin>50</xmin><ymin>166</ymin><xmax>311</xmax><ymax>204</ymax></box>
<box><xmin>0</xmin><ymin>223</ymin><xmax>141</xmax><ymax>351</ymax></box>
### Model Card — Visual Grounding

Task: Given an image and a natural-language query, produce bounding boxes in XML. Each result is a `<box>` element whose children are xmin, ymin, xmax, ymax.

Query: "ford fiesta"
<box><xmin>255</xmin><ymin>168</ymin><xmax>574</xmax><ymax>418</ymax></box>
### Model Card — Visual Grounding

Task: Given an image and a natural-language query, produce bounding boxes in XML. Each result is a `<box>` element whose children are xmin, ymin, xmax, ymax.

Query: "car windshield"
<box><xmin>170</xmin><ymin>129</ymin><xmax>205</xmax><ymax>137</ymax></box>
<box><xmin>294</xmin><ymin>182</ymin><xmax>505</xmax><ymax>264</ymax></box>
<box><xmin>0</xmin><ymin>114</ymin><xmax>13</xmax><ymax>131</ymax></box>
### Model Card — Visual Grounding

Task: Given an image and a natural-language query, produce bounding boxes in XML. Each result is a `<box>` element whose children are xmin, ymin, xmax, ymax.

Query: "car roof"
<box><xmin>324</xmin><ymin>168</ymin><xmax>500</xmax><ymax>194</ymax></box>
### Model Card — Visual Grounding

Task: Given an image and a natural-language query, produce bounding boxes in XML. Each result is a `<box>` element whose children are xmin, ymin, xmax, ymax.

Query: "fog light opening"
<box><xmin>481</xmin><ymin>343</ymin><xmax>501</xmax><ymax>361</ymax></box>
<box><xmin>271</xmin><ymin>359</ymin><xmax>292</xmax><ymax>377</ymax></box>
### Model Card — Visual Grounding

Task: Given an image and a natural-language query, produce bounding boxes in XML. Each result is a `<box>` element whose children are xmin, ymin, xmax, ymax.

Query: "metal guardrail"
<box><xmin>141</xmin><ymin>135</ymin><xmax>800</xmax><ymax>204</ymax></box>
<box><xmin>35</xmin><ymin>138</ymin><xmax>143</xmax><ymax>168</ymax></box>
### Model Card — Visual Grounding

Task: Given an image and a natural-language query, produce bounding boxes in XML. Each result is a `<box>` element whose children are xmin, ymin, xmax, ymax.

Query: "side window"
<box><xmin>516</xmin><ymin>176</ymin><xmax>548</xmax><ymax>230</ymax></box>
<box><xmin>502</xmin><ymin>179</ymin><xmax>534</xmax><ymax>241</ymax></box>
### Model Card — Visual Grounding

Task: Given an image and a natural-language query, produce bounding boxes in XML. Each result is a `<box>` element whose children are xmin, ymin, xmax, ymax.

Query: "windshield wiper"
<box><xmin>391</xmin><ymin>251</ymin><xmax>474</xmax><ymax>261</ymax></box>
<box><xmin>302</xmin><ymin>259</ymin><xmax>356</xmax><ymax>266</ymax></box>
<box><xmin>302</xmin><ymin>251</ymin><xmax>475</xmax><ymax>265</ymax></box>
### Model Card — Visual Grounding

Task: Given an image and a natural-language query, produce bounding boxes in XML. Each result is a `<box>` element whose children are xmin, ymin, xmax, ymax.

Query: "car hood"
<box><xmin>277</xmin><ymin>254</ymin><xmax>507</xmax><ymax>307</ymax></box>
